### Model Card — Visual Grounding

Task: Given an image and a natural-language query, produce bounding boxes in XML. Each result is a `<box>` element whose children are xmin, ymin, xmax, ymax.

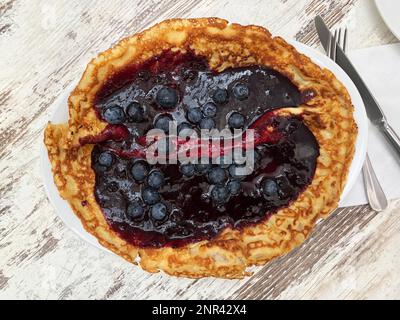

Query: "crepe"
<box><xmin>44</xmin><ymin>18</ymin><xmax>357</xmax><ymax>278</ymax></box>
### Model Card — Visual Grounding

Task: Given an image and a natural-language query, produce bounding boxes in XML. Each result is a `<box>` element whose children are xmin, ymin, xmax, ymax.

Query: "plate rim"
<box><xmin>41</xmin><ymin>40</ymin><xmax>368</xmax><ymax>252</ymax></box>
<box><xmin>375</xmin><ymin>0</ymin><xmax>400</xmax><ymax>40</ymax></box>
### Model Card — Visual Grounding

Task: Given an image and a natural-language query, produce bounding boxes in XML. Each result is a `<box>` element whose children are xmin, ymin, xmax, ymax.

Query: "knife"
<box><xmin>315</xmin><ymin>15</ymin><xmax>400</xmax><ymax>158</ymax></box>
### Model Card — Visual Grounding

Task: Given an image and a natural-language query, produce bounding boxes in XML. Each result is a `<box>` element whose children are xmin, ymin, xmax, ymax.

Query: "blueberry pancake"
<box><xmin>44</xmin><ymin>18</ymin><xmax>357</xmax><ymax>278</ymax></box>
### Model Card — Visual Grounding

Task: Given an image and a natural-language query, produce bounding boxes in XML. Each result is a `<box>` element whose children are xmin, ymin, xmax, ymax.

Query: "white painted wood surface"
<box><xmin>0</xmin><ymin>0</ymin><xmax>399</xmax><ymax>300</ymax></box>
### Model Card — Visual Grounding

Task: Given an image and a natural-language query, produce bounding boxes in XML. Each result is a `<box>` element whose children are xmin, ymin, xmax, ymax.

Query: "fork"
<box><xmin>328</xmin><ymin>28</ymin><xmax>388</xmax><ymax>211</ymax></box>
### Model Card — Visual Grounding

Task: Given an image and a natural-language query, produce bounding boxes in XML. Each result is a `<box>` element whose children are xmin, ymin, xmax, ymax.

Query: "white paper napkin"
<box><xmin>339</xmin><ymin>43</ymin><xmax>400</xmax><ymax>207</ymax></box>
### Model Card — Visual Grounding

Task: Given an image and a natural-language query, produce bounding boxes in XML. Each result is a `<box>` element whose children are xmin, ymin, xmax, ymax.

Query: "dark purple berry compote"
<box><xmin>89</xmin><ymin>50</ymin><xmax>319</xmax><ymax>248</ymax></box>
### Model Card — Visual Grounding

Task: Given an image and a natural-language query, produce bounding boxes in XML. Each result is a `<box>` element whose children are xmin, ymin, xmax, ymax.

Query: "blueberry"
<box><xmin>156</xmin><ymin>87</ymin><xmax>178</xmax><ymax>109</ymax></box>
<box><xmin>180</xmin><ymin>163</ymin><xmax>195</xmax><ymax>177</ymax></box>
<box><xmin>126</xmin><ymin>102</ymin><xmax>145</xmax><ymax>122</ymax></box>
<box><xmin>199</xmin><ymin>118</ymin><xmax>215</xmax><ymax>130</ymax></box>
<box><xmin>154</xmin><ymin>115</ymin><xmax>172</xmax><ymax>133</ymax></box>
<box><xmin>228</xmin><ymin>112</ymin><xmax>245</xmax><ymax>129</ymax></box>
<box><xmin>127</xmin><ymin>201</ymin><xmax>144</xmax><ymax>220</ymax></box>
<box><xmin>262</xmin><ymin>179</ymin><xmax>278</xmax><ymax>198</ymax></box>
<box><xmin>130</xmin><ymin>161</ymin><xmax>149</xmax><ymax>182</ymax></box>
<box><xmin>177</xmin><ymin>122</ymin><xmax>192</xmax><ymax>134</ymax></box>
<box><xmin>150</xmin><ymin>202</ymin><xmax>168</xmax><ymax>221</ymax></box>
<box><xmin>208</xmin><ymin>167</ymin><xmax>227</xmax><ymax>185</ymax></box>
<box><xmin>195</xmin><ymin>160</ymin><xmax>211</xmax><ymax>174</ymax></box>
<box><xmin>187</xmin><ymin>108</ymin><xmax>202</xmax><ymax>124</ymax></box>
<box><xmin>147</xmin><ymin>170</ymin><xmax>165</xmax><ymax>189</ymax></box>
<box><xmin>102</xmin><ymin>105</ymin><xmax>125</xmax><ymax>124</ymax></box>
<box><xmin>98</xmin><ymin>151</ymin><xmax>114</xmax><ymax>167</ymax></box>
<box><xmin>228</xmin><ymin>180</ymin><xmax>241</xmax><ymax>195</ymax></box>
<box><xmin>233</xmin><ymin>83</ymin><xmax>250</xmax><ymax>100</ymax></box>
<box><xmin>212</xmin><ymin>88</ymin><xmax>229</xmax><ymax>105</ymax></box>
<box><xmin>211</xmin><ymin>185</ymin><xmax>230</xmax><ymax>204</ymax></box>
<box><xmin>201</xmin><ymin>102</ymin><xmax>217</xmax><ymax>118</ymax></box>
<box><xmin>141</xmin><ymin>187</ymin><xmax>161</xmax><ymax>205</ymax></box>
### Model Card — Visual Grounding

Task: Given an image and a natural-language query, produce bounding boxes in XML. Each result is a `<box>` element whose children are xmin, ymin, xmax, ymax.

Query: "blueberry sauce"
<box><xmin>88</xmin><ymin>51</ymin><xmax>319</xmax><ymax>248</ymax></box>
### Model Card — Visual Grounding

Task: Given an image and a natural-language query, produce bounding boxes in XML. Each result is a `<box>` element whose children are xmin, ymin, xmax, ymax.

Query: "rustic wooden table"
<box><xmin>1</xmin><ymin>0</ymin><xmax>399</xmax><ymax>300</ymax></box>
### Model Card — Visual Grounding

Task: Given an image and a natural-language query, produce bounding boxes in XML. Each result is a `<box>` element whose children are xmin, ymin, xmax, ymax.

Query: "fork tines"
<box><xmin>328</xmin><ymin>27</ymin><xmax>348</xmax><ymax>61</ymax></box>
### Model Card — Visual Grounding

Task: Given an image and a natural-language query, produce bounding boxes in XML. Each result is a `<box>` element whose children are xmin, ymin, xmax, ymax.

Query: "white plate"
<box><xmin>375</xmin><ymin>0</ymin><xmax>400</xmax><ymax>40</ymax></box>
<box><xmin>41</xmin><ymin>40</ymin><xmax>368</xmax><ymax>252</ymax></box>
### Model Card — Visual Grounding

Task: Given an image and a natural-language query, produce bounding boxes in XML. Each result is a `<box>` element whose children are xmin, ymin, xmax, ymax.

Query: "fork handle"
<box><xmin>362</xmin><ymin>154</ymin><xmax>388</xmax><ymax>211</ymax></box>
<box><xmin>380</xmin><ymin>120</ymin><xmax>400</xmax><ymax>159</ymax></box>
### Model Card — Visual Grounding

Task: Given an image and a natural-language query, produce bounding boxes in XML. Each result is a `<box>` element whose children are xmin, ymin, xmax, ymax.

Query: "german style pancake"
<box><xmin>44</xmin><ymin>18</ymin><xmax>357</xmax><ymax>278</ymax></box>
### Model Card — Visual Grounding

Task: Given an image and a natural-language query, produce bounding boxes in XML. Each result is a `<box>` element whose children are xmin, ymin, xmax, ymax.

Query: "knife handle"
<box><xmin>380</xmin><ymin>120</ymin><xmax>400</xmax><ymax>159</ymax></box>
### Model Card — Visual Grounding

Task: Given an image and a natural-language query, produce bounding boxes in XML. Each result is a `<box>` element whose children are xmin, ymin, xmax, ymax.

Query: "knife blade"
<box><xmin>314</xmin><ymin>15</ymin><xmax>400</xmax><ymax>158</ymax></box>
